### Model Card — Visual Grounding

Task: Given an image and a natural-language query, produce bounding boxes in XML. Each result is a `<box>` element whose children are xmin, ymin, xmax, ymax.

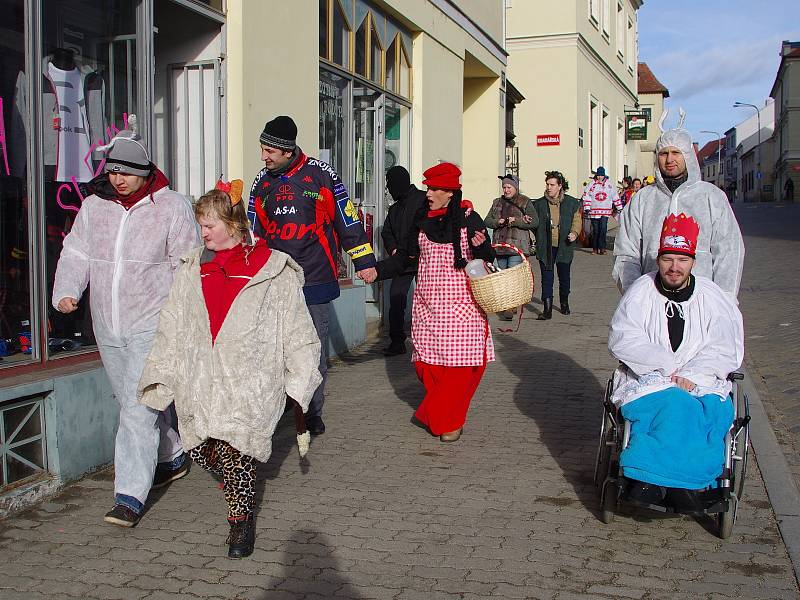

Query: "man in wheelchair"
<box><xmin>608</xmin><ymin>212</ymin><xmax>744</xmax><ymax>512</ymax></box>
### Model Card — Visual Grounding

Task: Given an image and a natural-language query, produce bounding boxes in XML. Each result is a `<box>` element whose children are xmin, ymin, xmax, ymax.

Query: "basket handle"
<box><xmin>491</xmin><ymin>242</ymin><xmax>527</xmax><ymax>261</ymax></box>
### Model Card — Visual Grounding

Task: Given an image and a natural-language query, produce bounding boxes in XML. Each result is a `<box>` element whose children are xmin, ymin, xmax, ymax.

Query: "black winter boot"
<box><xmin>227</xmin><ymin>515</ymin><xmax>255</xmax><ymax>558</ymax></box>
<box><xmin>560</xmin><ymin>294</ymin><xmax>571</xmax><ymax>315</ymax></box>
<box><xmin>537</xmin><ymin>298</ymin><xmax>553</xmax><ymax>320</ymax></box>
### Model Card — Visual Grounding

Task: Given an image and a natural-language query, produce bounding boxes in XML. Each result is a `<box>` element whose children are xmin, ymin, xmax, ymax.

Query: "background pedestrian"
<box><xmin>531</xmin><ymin>171</ymin><xmax>582</xmax><ymax>319</ymax></box>
<box><xmin>381</xmin><ymin>166</ymin><xmax>426</xmax><ymax>356</ymax></box>
<box><xmin>484</xmin><ymin>174</ymin><xmax>536</xmax><ymax>321</ymax></box>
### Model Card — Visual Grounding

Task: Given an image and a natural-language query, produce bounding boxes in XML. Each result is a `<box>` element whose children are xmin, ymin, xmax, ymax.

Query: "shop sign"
<box><xmin>536</xmin><ymin>134</ymin><xmax>560</xmax><ymax>146</ymax></box>
<box><xmin>626</xmin><ymin>114</ymin><xmax>647</xmax><ymax>140</ymax></box>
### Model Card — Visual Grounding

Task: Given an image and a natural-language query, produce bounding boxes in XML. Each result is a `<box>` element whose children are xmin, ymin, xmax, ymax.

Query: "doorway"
<box><xmin>153</xmin><ymin>1</ymin><xmax>224</xmax><ymax>199</ymax></box>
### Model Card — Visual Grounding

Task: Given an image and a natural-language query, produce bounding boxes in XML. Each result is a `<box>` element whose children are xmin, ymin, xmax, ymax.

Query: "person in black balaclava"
<box><xmin>380</xmin><ymin>166</ymin><xmax>426</xmax><ymax>356</ymax></box>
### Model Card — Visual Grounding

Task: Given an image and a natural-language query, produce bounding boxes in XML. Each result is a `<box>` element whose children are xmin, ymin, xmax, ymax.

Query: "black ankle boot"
<box><xmin>227</xmin><ymin>515</ymin><xmax>255</xmax><ymax>558</ymax></box>
<box><xmin>537</xmin><ymin>298</ymin><xmax>553</xmax><ymax>320</ymax></box>
<box><xmin>560</xmin><ymin>294</ymin><xmax>570</xmax><ymax>315</ymax></box>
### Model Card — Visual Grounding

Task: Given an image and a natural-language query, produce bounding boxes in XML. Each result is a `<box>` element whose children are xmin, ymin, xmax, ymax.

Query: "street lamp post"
<box><xmin>700</xmin><ymin>130</ymin><xmax>722</xmax><ymax>188</ymax></box>
<box><xmin>733</xmin><ymin>101</ymin><xmax>762</xmax><ymax>202</ymax></box>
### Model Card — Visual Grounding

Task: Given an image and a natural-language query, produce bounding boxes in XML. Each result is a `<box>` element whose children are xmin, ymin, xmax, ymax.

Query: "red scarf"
<box><xmin>427</xmin><ymin>199</ymin><xmax>473</xmax><ymax>218</ymax></box>
<box><xmin>110</xmin><ymin>168</ymin><xmax>170</xmax><ymax>210</ymax></box>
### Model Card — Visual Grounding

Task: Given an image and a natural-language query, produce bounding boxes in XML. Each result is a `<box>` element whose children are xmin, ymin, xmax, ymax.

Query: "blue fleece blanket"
<box><xmin>620</xmin><ymin>387</ymin><xmax>734</xmax><ymax>489</ymax></box>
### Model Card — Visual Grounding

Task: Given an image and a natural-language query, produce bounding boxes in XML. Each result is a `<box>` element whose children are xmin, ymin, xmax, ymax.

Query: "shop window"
<box><xmin>331</xmin><ymin>0</ymin><xmax>351</xmax><ymax>69</ymax></box>
<box><xmin>399</xmin><ymin>41</ymin><xmax>411</xmax><ymax>99</ymax></box>
<box><xmin>1</xmin><ymin>0</ymin><xmax>32</xmax><ymax>366</ymax></box>
<box><xmin>41</xmin><ymin>0</ymin><xmax>139</xmax><ymax>359</ymax></box>
<box><xmin>355</xmin><ymin>16</ymin><xmax>367</xmax><ymax>77</ymax></box>
<box><xmin>320</xmin><ymin>0</ymin><xmax>329</xmax><ymax>59</ymax></box>
<box><xmin>369</xmin><ymin>21</ymin><xmax>383</xmax><ymax>85</ymax></box>
<box><xmin>0</xmin><ymin>396</ymin><xmax>47</xmax><ymax>489</ymax></box>
<box><xmin>386</xmin><ymin>38</ymin><xmax>397</xmax><ymax>91</ymax></box>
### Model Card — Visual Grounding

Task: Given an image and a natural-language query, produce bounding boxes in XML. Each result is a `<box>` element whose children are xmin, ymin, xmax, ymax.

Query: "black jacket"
<box><xmin>381</xmin><ymin>184</ymin><xmax>427</xmax><ymax>274</ymax></box>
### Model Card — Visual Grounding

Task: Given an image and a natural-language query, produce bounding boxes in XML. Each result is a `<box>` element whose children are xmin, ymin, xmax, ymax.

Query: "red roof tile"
<box><xmin>638</xmin><ymin>62</ymin><xmax>670</xmax><ymax>97</ymax></box>
<box><xmin>697</xmin><ymin>139</ymin><xmax>725</xmax><ymax>163</ymax></box>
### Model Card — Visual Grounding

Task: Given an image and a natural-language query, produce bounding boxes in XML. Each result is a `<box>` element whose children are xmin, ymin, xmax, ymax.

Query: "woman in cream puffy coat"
<box><xmin>138</xmin><ymin>183</ymin><xmax>321</xmax><ymax>558</ymax></box>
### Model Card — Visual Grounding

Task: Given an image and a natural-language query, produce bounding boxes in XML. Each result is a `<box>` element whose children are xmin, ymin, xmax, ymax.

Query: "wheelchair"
<box><xmin>593</xmin><ymin>370</ymin><xmax>750</xmax><ymax>539</ymax></box>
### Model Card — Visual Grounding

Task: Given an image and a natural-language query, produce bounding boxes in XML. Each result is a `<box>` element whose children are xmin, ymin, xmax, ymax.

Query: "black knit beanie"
<box><xmin>260</xmin><ymin>116</ymin><xmax>297</xmax><ymax>151</ymax></box>
<box><xmin>386</xmin><ymin>166</ymin><xmax>411</xmax><ymax>200</ymax></box>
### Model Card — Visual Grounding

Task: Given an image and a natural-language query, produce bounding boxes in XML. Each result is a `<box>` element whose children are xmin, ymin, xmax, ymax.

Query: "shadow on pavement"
<box><xmin>494</xmin><ymin>333</ymin><xmax>605</xmax><ymax>514</ymax></box>
<box><xmin>256</xmin><ymin>529</ymin><xmax>365</xmax><ymax>599</ymax></box>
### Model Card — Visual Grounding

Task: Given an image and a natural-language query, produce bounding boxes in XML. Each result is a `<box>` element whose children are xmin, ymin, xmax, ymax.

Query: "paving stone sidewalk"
<box><xmin>0</xmin><ymin>248</ymin><xmax>797</xmax><ymax>600</ymax></box>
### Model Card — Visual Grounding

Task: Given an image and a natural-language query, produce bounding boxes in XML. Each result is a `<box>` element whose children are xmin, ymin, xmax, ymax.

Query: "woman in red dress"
<box><xmin>375</xmin><ymin>163</ymin><xmax>495</xmax><ymax>442</ymax></box>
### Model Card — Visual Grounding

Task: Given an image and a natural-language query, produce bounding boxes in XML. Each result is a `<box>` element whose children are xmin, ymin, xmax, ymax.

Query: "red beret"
<box><xmin>422</xmin><ymin>162</ymin><xmax>462</xmax><ymax>190</ymax></box>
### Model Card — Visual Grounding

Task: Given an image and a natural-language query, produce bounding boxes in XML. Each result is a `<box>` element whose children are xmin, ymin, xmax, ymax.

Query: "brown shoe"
<box><xmin>440</xmin><ymin>428</ymin><xmax>463</xmax><ymax>443</ymax></box>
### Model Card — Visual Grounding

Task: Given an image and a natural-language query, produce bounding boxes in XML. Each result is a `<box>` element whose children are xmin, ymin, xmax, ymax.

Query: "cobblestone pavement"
<box><xmin>0</xmin><ymin>247</ymin><xmax>798</xmax><ymax>599</ymax></box>
<box><xmin>735</xmin><ymin>203</ymin><xmax>800</xmax><ymax>493</ymax></box>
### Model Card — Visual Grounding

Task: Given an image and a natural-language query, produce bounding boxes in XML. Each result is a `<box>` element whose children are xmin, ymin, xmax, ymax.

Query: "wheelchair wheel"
<box><xmin>601</xmin><ymin>480</ymin><xmax>617</xmax><ymax>524</ymax></box>
<box><xmin>717</xmin><ymin>383</ymin><xmax>750</xmax><ymax>540</ymax></box>
<box><xmin>594</xmin><ymin>410</ymin><xmax>615</xmax><ymax>487</ymax></box>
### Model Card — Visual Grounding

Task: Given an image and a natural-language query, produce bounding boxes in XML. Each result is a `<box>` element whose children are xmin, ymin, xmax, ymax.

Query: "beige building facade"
<box><xmin>505</xmin><ymin>0</ymin><xmax>642</xmax><ymax>198</ymax></box>
<box><xmin>770</xmin><ymin>41</ymin><xmax>800</xmax><ymax>202</ymax></box>
<box><xmin>635</xmin><ymin>62</ymin><xmax>669</xmax><ymax>181</ymax></box>
<box><xmin>0</xmin><ymin>0</ymin><xmax>506</xmax><ymax>510</ymax></box>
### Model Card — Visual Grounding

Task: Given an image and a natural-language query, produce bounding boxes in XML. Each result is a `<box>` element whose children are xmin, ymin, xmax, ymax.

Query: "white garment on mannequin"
<box><xmin>48</xmin><ymin>62</ymin><xmax>94</xmax><ymax>183</ymax></box>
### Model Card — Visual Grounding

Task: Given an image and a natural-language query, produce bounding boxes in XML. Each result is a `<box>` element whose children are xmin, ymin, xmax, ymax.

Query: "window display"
<box><xmin>41</xmin><ymin>0</ymin><xmax>138</xmax><ymax>357</ymax></box>
<box><xmin>0</xmin><ymin>1</ymin><xmax>32</xmax><ymax>365</ymax></box>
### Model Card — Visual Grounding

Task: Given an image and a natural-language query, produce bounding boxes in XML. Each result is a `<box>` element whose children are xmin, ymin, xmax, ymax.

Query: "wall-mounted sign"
<box><xmin>626</xmin><ymin>114</ymin><xmax>647</xmax><ymax>141</ymax></box>
<box><xmin>536</xmin><ymin>134</ymin><xmax>560</xmax><ymax>146</ymax></box>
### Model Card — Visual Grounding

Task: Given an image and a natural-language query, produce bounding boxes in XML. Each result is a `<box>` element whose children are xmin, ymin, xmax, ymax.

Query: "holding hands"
<box><xmin>357</xmin><ymin>267</ymin><xmax>377</xmax><ymax>284</ymax></box>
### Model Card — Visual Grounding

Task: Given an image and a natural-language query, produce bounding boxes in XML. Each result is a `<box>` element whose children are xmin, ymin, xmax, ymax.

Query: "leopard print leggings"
<box><xmin>189</xmin><ymin>439</ymin><xmax>256</xmax><ymax>520</ymax></box>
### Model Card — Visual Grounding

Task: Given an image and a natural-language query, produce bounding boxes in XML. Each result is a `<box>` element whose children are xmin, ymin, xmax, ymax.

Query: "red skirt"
<box><xmin>413</xmin><ymin>361</ymin><xmax>487</xmax><ymax>435</ymax></box>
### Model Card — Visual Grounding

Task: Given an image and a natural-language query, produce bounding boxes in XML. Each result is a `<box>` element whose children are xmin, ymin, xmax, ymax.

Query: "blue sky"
<box><xmin>637</xmin><ymin>0</ymin><xmax>800</xmax><ymax>146</ymax></box>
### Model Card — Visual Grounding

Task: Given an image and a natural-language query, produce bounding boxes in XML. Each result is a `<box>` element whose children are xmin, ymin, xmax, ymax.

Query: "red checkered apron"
<box><xmin>411</xmin><ymin>228</ymin><xmax>495</xmax><ymax>367</ymax></box>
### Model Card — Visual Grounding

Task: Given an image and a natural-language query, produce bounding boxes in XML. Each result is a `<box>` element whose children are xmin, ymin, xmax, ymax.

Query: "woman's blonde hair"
<box><xmin>194</xmin><ymin>188</ymin><xmax>250</xmax><ymax>240</ymax></box>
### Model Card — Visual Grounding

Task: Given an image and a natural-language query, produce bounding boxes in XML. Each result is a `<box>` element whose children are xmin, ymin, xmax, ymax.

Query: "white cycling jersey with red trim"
<box><xmin>582</xmin><ymin>179</ymin><xmax>622</xmax><ymax>218</ymax></box>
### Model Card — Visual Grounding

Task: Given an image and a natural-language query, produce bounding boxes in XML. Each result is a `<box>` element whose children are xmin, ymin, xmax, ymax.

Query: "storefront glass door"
<box><xmin>352</xmin><ymin>83</ymin><xmax>382</xmax><ymax>304</ymax></box>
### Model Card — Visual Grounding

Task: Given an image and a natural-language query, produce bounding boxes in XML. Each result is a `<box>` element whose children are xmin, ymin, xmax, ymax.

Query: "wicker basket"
<box><xmin>469</xmin><ymin>243</ymin><xmax>534</xmax><ymax>313</ymax></box>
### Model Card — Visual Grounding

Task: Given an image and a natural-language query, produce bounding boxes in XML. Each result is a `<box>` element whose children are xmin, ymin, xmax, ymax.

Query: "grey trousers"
<box><xmin>99</xmin><ymin>332</ymin><xmax>183</xmax><ymax>505</ymax></box>
<box><xmin>307</xmin><ymin>302</ymin><xmax>330</xmax><ymax>418</ymax></box>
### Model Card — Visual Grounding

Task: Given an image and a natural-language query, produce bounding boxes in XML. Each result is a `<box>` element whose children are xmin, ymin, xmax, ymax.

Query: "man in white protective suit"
<box><xmin>52</xmin><ymin>121</ymin><xmax>200</xmax><ymax>527</ymax></box>
<box><xmin>608</xmin><ymin>212</ymin><xmax>744</xmax><ymax>510</ymax></box>
<box><xmin>612</xmin><ymin>110</ymin><xmax>745</xmax><ymax>298</ymax></box>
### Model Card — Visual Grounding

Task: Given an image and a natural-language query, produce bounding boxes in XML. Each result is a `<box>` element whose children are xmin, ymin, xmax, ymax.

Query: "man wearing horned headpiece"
<box><xmin>612</xmin><ymin>109</ymin><xmax>744</xmax><ymax>298</ymax></box>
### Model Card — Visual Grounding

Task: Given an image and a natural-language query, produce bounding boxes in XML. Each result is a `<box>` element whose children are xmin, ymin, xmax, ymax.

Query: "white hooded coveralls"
<box><xmin>52</xmin><ymin>187</ymin><xmax>199</xmax><ymax>506</ymax></box>
<box><xmin>612</xmin><ymin>123</ymin><xmax>745</xmax><ymax>298</ymax></box>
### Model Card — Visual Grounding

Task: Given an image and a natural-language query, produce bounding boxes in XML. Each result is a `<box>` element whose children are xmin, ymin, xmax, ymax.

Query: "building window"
<box><xmin>616</xmin><ymin>3</ymin><xmax>624</xmax><ymax>59</ymax></box>
<box><xmin>626</xmin><ymin>18</ymin><xmax>635</xmax><ymax>71</ymax></box>
<box><xmin>590</xmin><ymin>98</ymin><xmax>600</xmax><ymax>169</ymax></box>
<box><xmin>602</xmin><ymin>106</ymin><xmax>610</xmax><ymax>169</ymax></box>
<box><xmin>589</xmin><ymin>0</ymin><xmax>599</xmax><ymax>25</ymax></box>
<box><xmin>331</xmin><ymin>0</ymin><xmax>352</xmax><ymax>69</ymax></box>
<box><xmin>41</xmin><ymin>0</ymin><xmax>140</xmax><ymax>360</ymax></box>
<box><xmin>355</xmin><ymin>15</ymin><xmax>367</xmax><ymax>77</ymax></box>
<box><xmin>320</xmin><ymin>0</ymin><xmax>328</xmax><ymax>58</ymax></box>
<box><xmin>0</xmin><ymin>396</ymin><xmax>47</xmax><ymax>489</ymax></box>
<box><xmin>0</xmin><ymin>0</ymin><xmax>32</xmax><ymax>366</ymax></box>
<box><xmin>369</xmin><ymin>17</ymin><xmax>383</xmax><ymax>85</ymax></box>
<box><xmin>616</xmin><ymin>118</ymin><xmax>624</xmax><ymax>182</ymax></box>
<box><xmin>602</xmin><ymin>0</ymin><xmax>611</xmax><ymax>38</ymax></box>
